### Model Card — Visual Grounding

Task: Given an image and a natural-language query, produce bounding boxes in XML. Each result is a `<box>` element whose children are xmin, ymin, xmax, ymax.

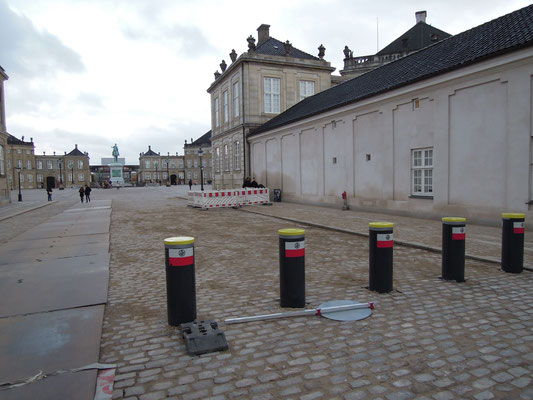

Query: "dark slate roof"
<box><xmin>67</xmin><ymin>146</ymin><xmax>85</xmax><ymax>156</ymax></box>
<box><xmin>185</xmin><ymin>130</ymin><xmax>212</xmax><ymax>148</ymax></box>
<box><xmin>252</xmin><ymin>5</ymin><xmax>533</xmax><ymax>136</ymax></box>
<box><xmin>255</xmin><ymin>37</ymin><xmax>319</xmax><ymax>60</ymax></box>
<box><xmin>7</xmin><ymin>134</ymin><xmax>33</xmax><ymax>146</ymax></box>
<box><xmin>377</xmin><ymin>22</ymin><xmax>451</xmax><ymax>55</ymax></box>
<box><xmin>144</xmin><ymin>147</ymin><xmax>159</xmax><ymax>156</ymax></box>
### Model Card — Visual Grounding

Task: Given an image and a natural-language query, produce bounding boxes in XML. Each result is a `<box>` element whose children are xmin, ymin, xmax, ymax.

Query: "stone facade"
<box><xmin>138</xmin><ymin>146</ymin><xmax>185</xmax><ymax>186</ymax></box>
<box><xmin>208</xmin><ymin>24</ymin><xmax>335</xmax><ymax>189</ymax></box>
<box><xmin>183</xmin><ymin>131</ymin><xmax>212</xmax><ymax>186</ymax></box>
<box><xmin>6</xmin><ymin>135</ymin><xmax>36</xmax><ymax>190</ymax></box>
<box><xmin>34</xmin><ymin>144</ymin><xmax>91</xmax><ymax>189</ymax></box>
<box><xmin>0</xmin><ymin>66</ymin><xmax>8</xmax><ymax>204</ymax></box>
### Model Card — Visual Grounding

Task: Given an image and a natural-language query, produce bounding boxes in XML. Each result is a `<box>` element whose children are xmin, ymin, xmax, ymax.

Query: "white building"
<box><xmin>248</xmin><ymin>5</ymin><xmax>533</xmax><ymax>226</ymax></box>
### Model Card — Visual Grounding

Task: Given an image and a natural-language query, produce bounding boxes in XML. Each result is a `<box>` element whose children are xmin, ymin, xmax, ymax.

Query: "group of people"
<box><xmin>242</xmin><ymin>177</ymin><xmax>265</xmax><ymax>188</ymax></box>
<box><xmin>78</xmin><ymin>185</ymin><xmax>92</xmax><ymax>203</ymax></box>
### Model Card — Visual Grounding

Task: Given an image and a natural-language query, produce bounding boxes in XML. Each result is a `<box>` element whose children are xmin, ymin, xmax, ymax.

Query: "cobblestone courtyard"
<box><xmin>93</xmin><ymin>187</ymin><xmax>532</xmax><ymax>400</ymax></box>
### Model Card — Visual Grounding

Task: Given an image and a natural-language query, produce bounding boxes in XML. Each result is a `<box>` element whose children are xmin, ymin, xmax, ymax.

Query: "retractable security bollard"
<box><xmin>279</xmin><ymin>228</ymin><xmax>306</xmax><ymax>308</ymax></box>
<box><xmin>164</xmin><ymin>236</ymin><xmax>197</xmax><ymax>325</ymax></box>
<box><xmin>369</xmin><ymin>222</ymin><xmax>394</xmax><ymax>293</ymax></box>
<box><xmin>501</xmin><ymin>213</ymin><xmax>525</xmax><ymax>273</ymax></box>
<box><xmin>442</xmin><ymin>217</ymin><xmax>466</xmax><ymax>282</ymax></box>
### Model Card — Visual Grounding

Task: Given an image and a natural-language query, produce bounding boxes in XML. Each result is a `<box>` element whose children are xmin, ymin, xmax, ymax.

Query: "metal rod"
<box><xmin>225</xmin><ymin>302</ymin><xmax>373</xmax><ymax>325</ymax></box>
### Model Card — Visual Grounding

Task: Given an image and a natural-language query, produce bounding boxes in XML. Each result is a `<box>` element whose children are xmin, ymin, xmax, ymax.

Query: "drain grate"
<box><xmin>180</xmin><ymin>320</ymin><xmax>229</xmax><ymax>355</ymax></box>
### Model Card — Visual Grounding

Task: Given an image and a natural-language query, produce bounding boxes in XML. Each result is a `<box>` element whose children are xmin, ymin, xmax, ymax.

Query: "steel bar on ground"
<box><xmin>224</xmin><ymin>302</ymin><xmax>373</xmax><ymax>325</ymax></box>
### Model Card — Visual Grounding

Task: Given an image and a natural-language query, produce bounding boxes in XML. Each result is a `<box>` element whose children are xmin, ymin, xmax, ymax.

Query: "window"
<box><xmin>48</xmin><ymin>160</ymin><xmax>53</xmax><ymax>170</ymax></box>
<box><xmin>78</xmin><ymin>173</ymin><xmax>84</xmax><ymax>181</ymax></box>
<box><xmin>214</xmin><ymin>97</ymin><xmax>220</xmax><ymax>127</ymax></box>
<box><xmin>154</xmin><ymin>172</ymin><xmax>158</xmax><ymax>180</ymax></box>
<box><xmin>26</xmin><ymin>150</ymin><xmax>31</xmax><ymax>155</ymax></box>
<box><xmin>17</xmin><ymin>159</ymin><xmax>22</xmax><ymax>168</ymax></box>
<box><xmin>215</xmin><ymin>147</ymin><xmax>220</xmax><ymax>172</ymax></box>
<box><xmin>68</xmin><ymin>173</ymin><xmax>73</xmax><ymax>182</ymax></box>
<box><xmin>299</xmin><ymin>80</ymin><xmax>315</xmax><ymax>101</ymax></box>
<box><xmin>162</xmin><ymin>160</ymin><xmax>167</xmax><ymax>168</ymax></box>
<box><xmin>20</xmin><ymin>173</ymin><xmax>24</xmax><ymax>183</ymax></box>
<box><xmin>145</xmin><ymin>172</ymin><xmax>151</xmax><ymax>180</ymax></box>
<box><xmin>194</xmin><ymin>159</ymin><xmax>198</xmax><ymax>168</ymax></box>
<box><xmin>412</xmin><ymin>148</ymin><xmax>433</xmax><ymax>196</ymax></box>
<box><xmin>187</xmin><ymin>159</ymin><xmax>192</xmax><ymax>168</ymax></box>
<box><xmin>170</xmin><ymin>162</ymin><xmax>176</xmax><ymax>168</ymax></box>
<box><xmin>145</xmin><ymin>160</ymin><xmax>150</xmax><ymax>169</ymax></box>
<box><xmin>0</xmin><ymin>145</ymin><xmax>3</xmax><ymax>175</ymax></box>
<box><xmin>224</xmin><ymin>144</ymin><xmax>230</xmax><ymax>171</ymax></box>
<box><xmin>16</xmin><ymin>149</ymin><xmax>21</xmax><ymax>154</ymax></box>
<box><xmin>37</xmin><ymin>174</ymin><xmax>43</xmax><ymax>183</ymax></box>
<box><xmin>26</xmin><ymin>160</ymin><xmax>32</xmax><ymax>169</ymax></box>
<box><xmin>194</xmin><ymin>171</ymin><xmax>198</xmax><ymax>179</ymax></box>
<box><xmin>27</xmin><ymin>174</ymin><xmax>33</xmax><ymax>182</ymax></box>
<box><xmin>234</xmin><ymin>141</ymin><xmax>240</xmax><ymax>170</ymax></box>
<box><xmin>163</xmin><ymin>172</ymin><xmax>168</xmax><ymax>180</ymax></box>
<box><xmin>187</xmin><ymin>171</ymin><xmax>192</xmax><ymax>179</ymax></box>
<box><xmin>178</xmin><ymin>159</ymin><xmax>184</xmax><ymax>168</ymax></box>
<box><xmin>233</xmin><ymin>82</ymin><xmax>239</xmax><ymax>117</ymax></box>
<box><xmin>37</xmin><ymin>160</ymin><xmax>43</xmax><ymax>170</ymax></box>
<box><xmin>7</xmin><ymin>159</ymin><xmax>11</xmax><ymax>169</ymax></box>
<box><xmin>223</xmin><ymin>90</ymin><xmax>228</xmax><ymax>122</ymax></box>
<box><xmin>264</xmin><ymin>77</ymin><xmax>280</xmax><ymax>113</ymax></box>
<box><xmin>78</xmin><ymin>160</ymin><xmax>83</xmax><ymax>169</ymax></box>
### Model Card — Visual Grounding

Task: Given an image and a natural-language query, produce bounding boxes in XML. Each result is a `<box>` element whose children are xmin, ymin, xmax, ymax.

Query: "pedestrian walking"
<box><xmin>189</xmin><ymin>179</ymin><xmax>192</xmax><ymax>190</ymax></box>
<box><xmin>79</xmin><ymin>186</ymin><xmax>85</xmax><ymax>203</ymax></box>
<box><xmin>84</xmin><ymin>184</ymin><xmax>92</xmax><ymax>202</ymax></box>
<box><xmin>46</xmin><ymin>186</ymin><xmax>52</xmax><ymax>201</ymax></box>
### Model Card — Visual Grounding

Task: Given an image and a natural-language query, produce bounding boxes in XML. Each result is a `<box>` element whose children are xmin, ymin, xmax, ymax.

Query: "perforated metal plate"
<box><xmin>318</xmin><ymin>300</ymin><xmax>372</xmax><ymax>321</ymax></box>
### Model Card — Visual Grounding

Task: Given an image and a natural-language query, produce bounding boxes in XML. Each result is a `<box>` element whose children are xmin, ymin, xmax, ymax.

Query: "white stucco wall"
<box><xmin>249</xmin><ymin>49</ymin><xmax>533</xmax><ymax>225</ymax></box>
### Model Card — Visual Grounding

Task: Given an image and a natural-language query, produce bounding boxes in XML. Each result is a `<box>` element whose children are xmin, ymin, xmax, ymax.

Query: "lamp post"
<box><xmin>166</xmin><ymin>154</ymin><xmax>170</xmax><ymax>187</ymax></box>
<box><xmin>16</xmin><ymin>168</ymin><xmax>22</xmax><ymax>201</ymax></box>
<box><xmin>155</xmin><ymin>161</ymin><xmax>159</xmax><ymax>185</ymax></box>
<box><xmin>58</xmin><ymin>159</ymin><xmax>64</xmax><ymax>190</ymax></box>
<box><xmin>198</xmin><ymin>147</ymin><xmax>204</xmax><ymax>191</ymax></box>
<box><xmin>71</xmin><ymin>166</ymin><xmax>74</xmax><ymax>187</ymax></box>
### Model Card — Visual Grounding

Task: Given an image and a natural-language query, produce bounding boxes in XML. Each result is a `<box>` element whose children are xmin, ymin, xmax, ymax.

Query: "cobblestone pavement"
<box><xmin>92</xmin><ymin>187</ymin><xmax>532</xmax><ymax>400</ymax></box>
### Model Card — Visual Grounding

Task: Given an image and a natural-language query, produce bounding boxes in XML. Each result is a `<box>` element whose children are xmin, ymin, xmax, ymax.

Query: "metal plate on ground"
<box><xmin>318</xmin><ymin>300</ymin><xmax>372</xmax><ymax>321</ymax></box>
<box><xmin>1</xmin><ymin>370</ymin><xmax>97</xmax><ymax>400</ymax></box>
<box><xmin>0</xmin><ymin>305</ymin><xmax>104</xmax><ymax>384</ymax></box>
<box><xmin>0</xmin><ymin>254</ymin><xmax>109</xmax><ymax>317</ymax></box>
<box><xmin>181</xmin><ymin>320</ymin><xmax>229</xmax><ymax>355</ymax></box>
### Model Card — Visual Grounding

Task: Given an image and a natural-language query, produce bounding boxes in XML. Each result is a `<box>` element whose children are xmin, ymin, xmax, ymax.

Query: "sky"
<box><xmin>0</xmin><ymin>0</ymin><xmax>530</xmax><ymax>164</ymax></box>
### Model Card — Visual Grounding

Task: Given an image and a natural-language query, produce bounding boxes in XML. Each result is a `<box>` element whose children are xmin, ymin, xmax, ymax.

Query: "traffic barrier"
<box><xmin>501</xmin><ymin>213</ymin><xmax>525</xmax><ymax>273</ymax></box>
<box><xmin>369</xmin><ymin>222</ymin><xmax>394</xmax><ymax>293</ymax></box>
<box><xmin>188</xmin><ymin>188</ymin><xmax>270</xmax><ymax>209</ymax></box>
<box><xmin>442</xmin><ymin>217</ymin><xmax>466</xmax><ymax>282</ymax></box>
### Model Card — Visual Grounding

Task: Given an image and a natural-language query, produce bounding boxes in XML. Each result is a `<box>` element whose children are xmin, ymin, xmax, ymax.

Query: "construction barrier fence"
<box><xmin>188</xmin><ymin>188</ymin><xmax>270</xmax><ymax>209</ymax></box>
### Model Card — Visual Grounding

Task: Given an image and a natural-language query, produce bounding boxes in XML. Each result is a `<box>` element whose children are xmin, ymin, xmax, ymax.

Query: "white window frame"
<box><xmin>187</xmin><ymin>159</ymin><xmax>192</xmax><ymax>168</ymax></box>
<box><xmin>214</xmin><ymin>97</ymin><xmax>220</xmax><ymax>127</ymax></box>
<box><xmin>37</xmin><ymin>160</ymin><xmax>43</xmax><ymax>170</ymax></box>
<box><xmin>17</xmin><ymin>159</ymin><xmax>22</xmax><ymax>168</ymax></box>
<box><xmin>26</xmin><ymin>160</ymin><xmax>32</xmax><ymax>169</ymax></box>
<box><xmin>234</xmin><ymin>141</ymin><xmax>240</xmax><ymax>171</ymax></box>
<box><xmin>145</xmin><ymin>172</ymin><xmax>151</xmax><ymax>180</ymax></box>
<box><xmin>233</xmin><ymin>82</ymin><xmax>239</xmax><ymax>117</ymax></box>
<box><xmin>215</xmin><ymin>147</ymin><xmax>220</xmax><ymax>172</ymax></box>
<box><xmin>0</xmin><ymin>144</ymin><xmax>4</xmax><ymax>175</ymax></box>
<box><xmin>264</xmin><ymin>77</ymin><xmax>280</xmax><ymax>114</ymax></box>
<box><xmin>178</xmin><ymin>159</ymin><xmax>184</xmax><ymax>168</ymax></box>
<box><xmin>145</xmin><ymin>160</ymin><xmax>150</xmax><ymax>169</ymax></box>
<box><xmin>78</xmin><ymin>160</ymin><xmax>83</xmax><ymax>169</ymax></box>
<box><xmin>37</xmin><ymin>174</ymin><xmax>43</xmax><ymax>183</ymax></box>
<box><xmin>299</xmin><ymin>80</ymin><xmax>315</xmax><ymax>101</ymax></box>
<box><xmin>411</xmin><ymin>148</ymin><xmax>433</xmax><ymax>196</ymax></box>
<box><xmin>20</xmin><ymin>173</ymin><xmax>24</xmax><ymax>183</ymax></box>
<box><xmin>27</xmin><ymin>174</ymin><xmax>33</xmax><ymax>182</ymax></box>
<box><xmin>48</xmin><ymin>160</ymin><xmax>54</xmax><ymax>170</ymax></box>
<box><xmin>223</xmin><ymin>90</ymin><xmax>229</xmax><ymax>122</ymax></box>
<box><xmin>78</xmin><ymin>173</ymin><xmax>84</xmax><ymax>182</ymax></box>
<box><xmin>224</xmin><ymin>144</ymin><xmax>229</xmax><ymax>171</ymax></box>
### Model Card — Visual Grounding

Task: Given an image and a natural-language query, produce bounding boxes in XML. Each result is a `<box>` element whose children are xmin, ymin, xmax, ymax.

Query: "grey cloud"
<box><xmin>0</xmin><ymin>0</ymin><xmax>85</xmax><ymax>78</ymax></box>
<box><xmin>76</xmin><ymin>92</ymin><xmax>106</xmax><ymax>109</ymax></box>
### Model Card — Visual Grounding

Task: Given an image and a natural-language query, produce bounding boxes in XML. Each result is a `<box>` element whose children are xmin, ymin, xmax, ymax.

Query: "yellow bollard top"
<box><xmin>278</xmin><ymin>228</ymin><xmax>305</xmax><ymax>236</ymax></box>
<box><xmin>164</xmin><ymin>236</ymin><xmax>195</xmax><ymax>245</ymax></box>
<box><xmin>369</xmin><ymin>222</ymin><xmax>394</xmax><ymax>229</ymax></box>
<box><xmin>442</xmin><ymin>217</ymin><xmax>466</xmax><ymax>223</ymax></box>
<box><xmin>502</xmin><ymin>213</ymin><xmax>525</xmax><ymax>219</ymax></box>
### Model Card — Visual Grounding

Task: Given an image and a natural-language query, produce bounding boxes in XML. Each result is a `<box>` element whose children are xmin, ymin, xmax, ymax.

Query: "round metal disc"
<box><xmin>318</xmin><ymin>300</ymin><xmax>372</xmax><ymax>321</ymax></box>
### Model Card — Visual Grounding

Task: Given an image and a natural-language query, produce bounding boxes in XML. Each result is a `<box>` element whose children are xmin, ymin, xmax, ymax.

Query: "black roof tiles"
<box><xmin>252</xmin><ymin>5</ymin><xmax>533</xmax><ymax>136</ymax></box>
<box><xmin>255</xmin><ymin>37</ymin><xmax>319</xmax><ymax>60</ymax></box>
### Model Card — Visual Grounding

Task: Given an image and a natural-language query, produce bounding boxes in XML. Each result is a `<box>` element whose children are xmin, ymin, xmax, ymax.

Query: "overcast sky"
<box><xmin>0</xmin><ymin>0</ymin><xmax>530</xmax><ymax>164</ymax></box>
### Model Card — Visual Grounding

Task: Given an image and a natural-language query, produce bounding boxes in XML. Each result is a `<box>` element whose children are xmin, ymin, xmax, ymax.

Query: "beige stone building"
<box><xmin>34</xmin><ymin>144</ymin><xmax>91</xmax><ymax>188</ymax></box>
<box><xmin>207</xmin><ymin>24</ymin><xmax>335</xmax><ymax>189</ymax></box>
<box><xmin>0</xmin><ymin>66</ymin><xmax>9</xmax><ymax>204</ymax></box>
<box><xmin>139</xmin><ymin>146</ymin><xmax>185</xmax><ymax>186</ymax></box>
<box><xmin>6</xmin><ymin>135</ymin><xmax>36</xmax><ymax>190</ymax></box>
<box><xmin>183</xmin><ymin>131</ymin><xmax>212</xmax><ymax>187</ymax></box>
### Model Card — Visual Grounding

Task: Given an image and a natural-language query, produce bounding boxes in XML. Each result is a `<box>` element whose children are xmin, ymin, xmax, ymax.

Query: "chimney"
<box><xmin>148</xmin><ymin>145</ymin><xmax>151</xmax><ymax>151</ymax></box>
<box><xmin>257</xmin><ymin>24</ymin><xmax>270</xmax><ymax>46</ymax></box>
<box><xmin>415</xmin><ymin>11</ymin><xmax>427</xmax><ymax>24</ymax></box>
<box><xmin>75</xmin><ymin>144</ymin><xmax>78</xmax><ymax>149</ymax></box>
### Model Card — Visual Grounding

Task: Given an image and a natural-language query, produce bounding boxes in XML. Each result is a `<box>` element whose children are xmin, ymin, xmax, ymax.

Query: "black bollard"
<box><xmin>279</xmin><ymin>228</ymin><xmax>306</xmax><ymax>308</ymax></box>
<box><xmin>164</xmin><ymin>236</ymin><xmax>197</xmax><ymax>325</ymax></box>
<box><xmin>369</xmin><ymin>222</ymin><xmax>394</xmax><ymax>293</ymax></box>
<box><xmin>501</xmin><ymin>213</ymin><xmax>525</xmax><ymax>273</ymax></box>
<box><xmin>442</xmin><ymin>217</ymin><xmax>466</xmax><ymax>282</ymax></box>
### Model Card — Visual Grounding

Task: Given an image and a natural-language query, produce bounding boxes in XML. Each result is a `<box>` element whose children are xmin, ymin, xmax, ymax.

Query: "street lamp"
<box><xmin>16</xmin><ymin>167</ymin><xmax>22</xmax><ymax>201</ymax></box>
<box><xmin>198</xmin><ymin>147</ymin><xmax>204</xmax><ymax>191</ymax></box>
<box><xmin>155</xmin><ymin>161</ymin><xmax>159</xmax><ymax>185</ymax></box>
<box><xmin>58</xmin><ymin>159</ymin><xmax>64</xmax><ymax>190</ymax></box>
<box><xmin>71</xmin><ymin>166</ymin><xmax>74</xmax><ymax>187</ymax></box>
<box><xmin>166</xmin><ymin>154</ymin><xmax>170</xmax><ymax>187</ymax></box>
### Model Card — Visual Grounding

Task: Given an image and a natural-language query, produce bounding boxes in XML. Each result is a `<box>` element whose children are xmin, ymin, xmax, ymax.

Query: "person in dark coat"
<box><xmin>251</xmin><ymin>177</ymin><xmax>259</xmax><ymax>188</ymax></box>
<box><xmin>189</xmin><ymin>179</ymin><xmax>192</xmax><ymax>190</ymax></box>
<box><xmin>84</xmin><ymin>185</ymin><xmax>92</xmax><ymax>202</ymax></box>
<box><xmin>79</xmin><ymin>186</ymin><xmax>85</xmax><ymax>203</ymax></box>
<box><xmin>46</xmin><ymin>186</ymin><xmax>52</xmax><ymax>201</ymax></box>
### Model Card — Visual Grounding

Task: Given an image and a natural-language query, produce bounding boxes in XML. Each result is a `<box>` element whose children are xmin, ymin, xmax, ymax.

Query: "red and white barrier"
<box><xmin>188</xmin><ymin>188</ymin><xmax>270</xmax><ymax>209</ymax></box>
